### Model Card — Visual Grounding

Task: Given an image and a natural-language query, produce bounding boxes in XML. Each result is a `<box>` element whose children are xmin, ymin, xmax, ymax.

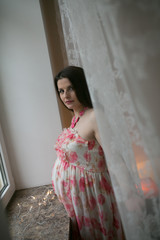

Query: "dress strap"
<box><xmin>70</xmin><ymin>107</ymin><xmax>88</xmax><ymax>128</ymax></box>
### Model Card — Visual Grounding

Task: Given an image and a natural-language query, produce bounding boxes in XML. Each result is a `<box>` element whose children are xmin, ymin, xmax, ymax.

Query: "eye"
<box><xmin>58</xmin><ymin>89</ymin><xmax>64</xmax><ymax>94</ymax></box>
<box><xmin>68</xmin><ymin>86</ymin><xmax>74</xmax><ymax>91</ymax></box>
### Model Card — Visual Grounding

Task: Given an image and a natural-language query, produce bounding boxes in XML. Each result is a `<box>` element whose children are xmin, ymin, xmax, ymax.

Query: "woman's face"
<box><xmin>57</xmin><ymin>78</ymin><xmax>83</xmax><ymax>111</ymax></box>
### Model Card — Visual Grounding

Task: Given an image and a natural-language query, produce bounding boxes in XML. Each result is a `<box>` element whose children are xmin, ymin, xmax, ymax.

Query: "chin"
<box><xmin>65</xmin><ymin>104</ymin><xmax>74</xmax><ymax>110</ymax></box>
<box><xmin>67</xmin><ymin>106</ymin><xmax>73</xmax><ymax>110</ymax></box>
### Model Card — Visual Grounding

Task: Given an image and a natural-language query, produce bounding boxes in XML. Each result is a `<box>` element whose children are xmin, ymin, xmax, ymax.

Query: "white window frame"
<box><xmin>0</xmin><ymin>125</ymin><xmax>15</xmax><ymax>208</ymax></box>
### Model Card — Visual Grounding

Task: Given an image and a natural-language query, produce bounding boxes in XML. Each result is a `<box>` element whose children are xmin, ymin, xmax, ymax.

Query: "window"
<box><xmin>0</xmin><ymin>152</ymin><xmax>9</xmax><ymax>197</ymax></box>
<box><xmin>0</xmin><ymin>125</ymin><xmax>15</xmax><ymax>208</ymax></box>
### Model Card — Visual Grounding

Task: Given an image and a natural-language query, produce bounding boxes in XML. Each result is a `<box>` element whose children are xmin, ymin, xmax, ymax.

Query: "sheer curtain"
<box><xmin>58</xmin><ymin>1</ymin><xmax>160</xmax><ymax>239</ymax></box>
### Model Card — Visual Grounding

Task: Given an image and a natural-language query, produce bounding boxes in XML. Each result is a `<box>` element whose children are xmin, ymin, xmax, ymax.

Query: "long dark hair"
<box><xmin>54</xmin><ymin>66</ymin><xmax>93</xmax><ymax>109</ymax></box>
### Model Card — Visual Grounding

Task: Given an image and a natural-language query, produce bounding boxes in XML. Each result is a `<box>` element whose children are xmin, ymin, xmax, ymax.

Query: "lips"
<box><xmin>65</xmin><ymin>100</ymin><xmax>74</xmax><ymax>104</ymax></box>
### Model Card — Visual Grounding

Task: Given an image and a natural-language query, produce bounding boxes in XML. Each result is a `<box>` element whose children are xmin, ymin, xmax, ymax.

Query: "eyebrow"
<box><xmin>58</xmin><ymin>85</ymin><xmax>73</xmax><ymax>90</ymax></box>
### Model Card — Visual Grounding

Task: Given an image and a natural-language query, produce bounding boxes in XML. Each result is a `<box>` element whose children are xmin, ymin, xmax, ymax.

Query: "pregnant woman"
<box><xmin>52</xmin><ymin>66</ymin><xmax>123</xmax><ymax>240</ymax></box>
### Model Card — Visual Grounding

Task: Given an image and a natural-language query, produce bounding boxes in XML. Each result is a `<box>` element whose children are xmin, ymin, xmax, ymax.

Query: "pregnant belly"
<box><xmin>52</xmin><ymin>159</ymin><xmax>61</xmax><ymax>196</ymax></box>
<box><xmin>52</xmin><ymin>158</ymin><xmax>71</xmax><ymax>197</ymax></box>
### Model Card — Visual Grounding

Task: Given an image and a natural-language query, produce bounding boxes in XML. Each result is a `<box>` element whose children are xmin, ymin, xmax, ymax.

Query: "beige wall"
<box><xmin>0</xmin><ymin>0</ymin><xmax>62</xmax><ymax>189</ymax></box>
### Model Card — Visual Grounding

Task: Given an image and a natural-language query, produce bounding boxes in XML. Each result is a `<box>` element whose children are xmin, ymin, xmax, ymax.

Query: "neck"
<box><xmin>73</xmin><ymin>106</ymin><xmax>86</xmax><ymax>118</ymax></box>
<box><xmin>71</xmin><ymin>106</ymin><xmax>88</xmax><ymax>128</ymax></box>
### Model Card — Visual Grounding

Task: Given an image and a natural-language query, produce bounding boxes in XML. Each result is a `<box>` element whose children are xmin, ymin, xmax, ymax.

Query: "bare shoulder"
<box><xmin>87</xmin><ymin>108</ymin><xmax>96</xmax><ymax>122</ymax></box>
<box><xmin>86</xmin><ymin>108</ymin><xmax>101</xmax><ymax>145</ymax></box>
<box><xmin>85</xmin><ymin>108</ymin><xmax>95</xmax><ymax>121</ymax></box>
<box><xmin>77</xmin><ymin>108</ymin><xmax>101</xmax><ymax>143</ymax></box>
<box><xmin>85</xmin><ymin>108</ymin><xmax>98</xmax><ymax>132</ymax></box>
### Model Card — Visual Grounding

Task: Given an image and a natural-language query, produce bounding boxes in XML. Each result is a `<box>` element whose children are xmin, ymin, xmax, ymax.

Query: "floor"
<box><xmin>6</xmin><ymin>184</ymin><xmax>69</xmax><ymax>240</ymax></box>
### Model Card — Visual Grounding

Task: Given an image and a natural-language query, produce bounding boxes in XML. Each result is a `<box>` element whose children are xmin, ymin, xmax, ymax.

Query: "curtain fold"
<box><xmin>58</xmin><ymin>1</ymin><xmax>160</xmax><ymax>239</ymax></box>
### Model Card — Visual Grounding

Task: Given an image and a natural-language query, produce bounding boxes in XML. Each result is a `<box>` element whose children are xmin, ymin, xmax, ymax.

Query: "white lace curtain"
<box><xmin>58</xmin><ymin>1</ymin><xmax>160</xmax><ymax>239</ymax></box>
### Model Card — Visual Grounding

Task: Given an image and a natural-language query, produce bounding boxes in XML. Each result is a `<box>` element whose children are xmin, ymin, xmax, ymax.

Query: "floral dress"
<box><xmin>52</xmin><ymin>127</ymin><xmax>123</xmax><ymax>240</ymax></box>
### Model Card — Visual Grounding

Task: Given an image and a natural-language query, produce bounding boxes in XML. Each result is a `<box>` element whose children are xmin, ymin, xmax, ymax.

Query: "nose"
<box><xmin>64</xmin><ymin>89</ymin><xmax>70</xmax><ymax>98</ymax></box>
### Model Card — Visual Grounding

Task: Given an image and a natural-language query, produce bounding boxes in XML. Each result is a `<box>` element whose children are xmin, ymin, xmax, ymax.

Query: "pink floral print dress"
<box><xmin>52</xmin><ymin>127</ymin><xmax>123</xmax><ymax>240</ymax></box>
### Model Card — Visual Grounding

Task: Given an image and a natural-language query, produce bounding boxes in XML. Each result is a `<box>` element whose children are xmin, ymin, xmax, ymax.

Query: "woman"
<box><xmin>52</xmin><ymin>66</ymin><xmax>123</xmax><ymax>239</ymax></box>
